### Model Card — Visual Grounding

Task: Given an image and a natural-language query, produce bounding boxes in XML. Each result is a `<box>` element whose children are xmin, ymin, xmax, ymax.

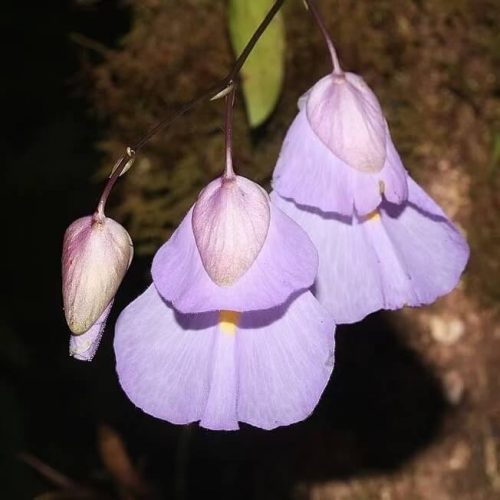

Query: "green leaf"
<box><xmin>228</xmin><ymin>0</ymin><xmax>285</xmax><ymax>127</ymax></box>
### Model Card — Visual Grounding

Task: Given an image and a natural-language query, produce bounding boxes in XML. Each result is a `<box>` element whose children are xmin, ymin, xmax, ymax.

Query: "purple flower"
<box><xmin>272</xmin><ymin>177</ymin><xmax>469</xmax><ymax>324</ymax></box>
<box><xmin>271</xmin><ymin>71</ymin><xmax>469</xmax><ymax>323</ymax></box>
<box><xmin>114</xmin><ymin>175</ymin><xmax>336</xmax><ymax>430</ymax></box>
<box><xmin>115</xmin><ymin>286</ymin><xmax>334</xmax><ymax>430</ymax></box>
<box><xmin>273</xmin><ymin>72</ymin><xmax>408</xmax><ymax>216</ymax></box>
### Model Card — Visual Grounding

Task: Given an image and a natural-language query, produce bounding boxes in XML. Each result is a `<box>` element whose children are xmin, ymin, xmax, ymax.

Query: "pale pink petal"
<box><xmin>192</xmin><ymin>176</ymin><xmax>270</xmax><ymax>286</ymax></box>
<box><xmin>306</xmin><ymin>72</ymin><xmax>387</xmax><ymax>173</ymax></box>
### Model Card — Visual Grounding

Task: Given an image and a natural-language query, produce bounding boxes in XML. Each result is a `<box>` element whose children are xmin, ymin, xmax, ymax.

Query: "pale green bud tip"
<box><xmin>62</xmin><ymin>214</ymin><xmax>133</xmax><ymax>335</ymax></box>
<box><xmin>69</xmin><ymin>301</ymin><xmax>112</xmax><ymax>361</ymax></box>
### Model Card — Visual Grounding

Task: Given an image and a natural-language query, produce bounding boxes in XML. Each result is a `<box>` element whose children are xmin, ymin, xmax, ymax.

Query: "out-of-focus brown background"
<box><xmin>2</xmin><ymin>0</ymin><xmax>499</xmax><ymax>498</ymax></box>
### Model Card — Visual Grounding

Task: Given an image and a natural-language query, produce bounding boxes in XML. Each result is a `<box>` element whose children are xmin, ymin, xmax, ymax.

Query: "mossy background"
<box><xmin>1</xmin><ymin>0</ymin><xmax>499</xmax><ymax>499</ymax></box>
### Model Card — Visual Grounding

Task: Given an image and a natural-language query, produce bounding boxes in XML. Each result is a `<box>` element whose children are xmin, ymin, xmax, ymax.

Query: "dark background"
<box><xmin>1</xmin><ymin>1</ymin><xmax>498</xmax><ymax>499</ymax></box>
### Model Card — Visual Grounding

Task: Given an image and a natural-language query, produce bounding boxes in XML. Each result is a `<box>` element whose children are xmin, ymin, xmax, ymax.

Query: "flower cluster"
<box><xmin>61</xmin><ymin>5</ymin><xmax>469</xmax><ymax>431</ymax></box>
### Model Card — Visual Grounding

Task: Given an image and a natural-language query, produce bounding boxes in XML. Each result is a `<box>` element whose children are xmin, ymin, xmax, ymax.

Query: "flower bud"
<box><xmin>192</xmin><ymin>175</ymin><xmax>270</xmax><ymax>287</ymax></box>
<box><xmin>62</xmin><ymin>214</ymin><xmax>133</xmax><ymax>334</ymax></box>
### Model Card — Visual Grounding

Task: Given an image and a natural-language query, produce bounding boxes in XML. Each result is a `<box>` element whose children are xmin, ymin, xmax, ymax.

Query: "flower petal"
<box><xmin>272</xmin><ymin>108</ymin><xmax>355</xmax><ymax>214</ymax></box>
<box><xmin>152</xmin><ymin>203</ymin><xmax>318</xmax><ymax>313</ymax></box>
<box><xmin>272</xmin><ymin>108</ymin><xmax>407</xmax><ymax>216</ymax></box>
<box><xmin>272</xmin><ymin>192</ymin><xmax>385</xmax><ymax>323</ymax></box>
<box><xmin>378</xmin><ymin>177</ymin><xmax>469</xmax><ymax>304</ymax></box>
<box><xmin>236</xmin><ymin>291</ymin><xmax>335</xmax><ymax>429</ymax></box>
<box><xmin>353</xmin><ymin>171</ymin><xmax>383</xmax><ymax>216</ymax></box>
<box><xmin>380</xmin><ymin>135</ymin><xmax>409</xmax><ymax>205</ymax></box>
<box><xmin>272</xmin><ymin>178</ymin><xmax>469</xmax><ymax>323</ymax></box>
<box><xmin>114</xmin><ymin>285</ymin><xmax>335</xmax><ymax>430</ymax></box>
<box><xmin>306</xmin><ymin>73</ymin><xmax>386</xmax><ymax>173</ymax></box>
<box><xmin>198</xmin><ymin>328</ymin><xmax>239</xmax><ymax>431</ymax></box>
<box><xmin>115</xmin><ymin>285</ymin><xmax>218</xmax><ymax>426</ymax></box>
<box><xmin>192</xmin><ymin>176</ymin><xmax>270</xmax><ymax>286</ymax></box>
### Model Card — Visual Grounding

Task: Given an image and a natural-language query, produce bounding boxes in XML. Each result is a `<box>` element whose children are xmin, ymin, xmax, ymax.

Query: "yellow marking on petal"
<box><xmin>219</xmin><ymin>310</ymin><xmax>241</xmax><ymax>336</ymax></box>
<box><xmin>365</xmin><ymin>209</ymin><xmax>381</xmax><ymax>223</ymax></box>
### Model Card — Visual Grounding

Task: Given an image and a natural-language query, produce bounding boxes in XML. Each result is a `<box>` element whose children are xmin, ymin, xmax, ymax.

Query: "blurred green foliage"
<box><xmin>228</xmin><ymin>0</ymin><xmax>285</xmax><ymax>127</ymax></box>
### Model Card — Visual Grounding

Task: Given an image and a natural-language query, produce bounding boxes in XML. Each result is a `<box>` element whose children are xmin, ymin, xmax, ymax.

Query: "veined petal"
<box><xmin>306</xmin><ymin>72</ymin><xmax>386</xmax><ymax>173</ymax></box>
<box><xmin>272</xmin><ymin>108</ymin><xmax>355</xmax><ymax>215</ymax></box>
<box><xmin>114</xmin><ymin>285</ymin><xmax>335</xmax><ymax>430</ymax></box>
<box><xmin>192</xmin><ymin>176</ymin><xmax>270</xmax><ymax>286</ymax></box>
<box><xmin>378</xmin><ymin>177</ymin><xmax>469</xmax><ymax>304</ymax></box>
<box><xmin>272</xmin><ymin>192</ymin><xmax>384</xmax><ymax>323</ymax></box>
<box><xmin>272</xmin><ymin>179</ymin><xmax>469</xmax><ymax>323</ymax></box>
<box><xmin>152</xmin><ymin>203</ymin><xmax>317</xmax><ymax>313</ymax></box>
<box><xmin>236</xmin><ymin>292</ymin><xmax>335</xmax><ymax>429</ymax></box>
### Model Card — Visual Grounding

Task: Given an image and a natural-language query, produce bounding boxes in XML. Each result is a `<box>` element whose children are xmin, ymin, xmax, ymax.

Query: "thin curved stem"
<box><xmin>223</xmin><ymin>85</ymin><xmax>237</xmax><ymax>179</ymax></box>
<box><xmin>96</xmin><ymin>0</ymin><xmax>286</xmax><ymax>215</ymax></box>
<box><xmin>96</xmin><ymin>148</ymin><xmax>135</xmax><ymax>218</ymax></box>
<box><xmin>304</xmin><ymin>0</ymin><xmax>342</xmax><ymax>74</ymax></box>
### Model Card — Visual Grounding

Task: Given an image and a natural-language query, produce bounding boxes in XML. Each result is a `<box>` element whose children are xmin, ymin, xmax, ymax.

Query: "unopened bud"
<box><xmin>62</xmin><ymin>213</ymin><xmax>133</xmax><ymax>334</ymax></box>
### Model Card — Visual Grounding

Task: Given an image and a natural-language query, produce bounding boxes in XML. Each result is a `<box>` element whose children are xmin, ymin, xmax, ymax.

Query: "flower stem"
<box><xmin>304</xmin><ymin>0</ymin><xmax>342</xmax><ymax>74</ymax></box>
<box><xmin>96</xmin><ymin>0</ymin><xmax>286</xmax><ymax>215</ymax></box>
<box><xmin>223</xmin><ymin>85</ymin><xmax>236</xmax><ymax>180</ymax></box>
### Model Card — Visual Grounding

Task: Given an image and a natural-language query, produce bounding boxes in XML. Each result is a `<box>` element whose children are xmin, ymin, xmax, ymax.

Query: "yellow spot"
<box><xmin>365</xmin><ymin>209</ymin><xmax>381</xmax><ymax>223</ymax></box>
<box><xmin>219</xmin><ymin>310</ymin><xmax>241</xmax><ymax>336</ymax></box>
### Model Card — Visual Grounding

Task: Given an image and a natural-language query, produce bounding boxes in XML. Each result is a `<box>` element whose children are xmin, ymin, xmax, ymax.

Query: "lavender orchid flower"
<box><xmin>271</xmin><ymin>10</ymin><xmax>469</xmax><ymax>324</ymax></box>
<box><xmin>114</xmin><ymin>92</ymin><xmax>336</xmax><ymax>431</ymax></box>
